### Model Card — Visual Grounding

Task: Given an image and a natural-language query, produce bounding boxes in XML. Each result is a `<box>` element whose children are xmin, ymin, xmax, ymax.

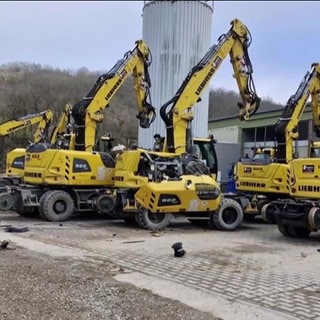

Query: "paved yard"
<box><xmin>1</xmin><ymin>212</ymin><xmax>320</xmax><ymax>320</ymax></box>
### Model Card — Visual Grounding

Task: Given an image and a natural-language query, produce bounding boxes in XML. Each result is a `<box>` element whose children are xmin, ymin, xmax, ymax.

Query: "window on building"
<box><xmin>266</xmin><ymin>125</ymin><xmax>276</xmax><ymax>142</ymax></box>
<box><xmin>243</xmin><ymin>128</ymin><xmax>255</xmax><ymax>142</ymax></box>
<box><xmin>256</xmin><ymin>127</ymin><xmax>265</xmax><ymax>142</ymax></box>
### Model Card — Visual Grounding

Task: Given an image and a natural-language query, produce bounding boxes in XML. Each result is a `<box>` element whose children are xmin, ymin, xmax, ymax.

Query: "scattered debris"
<box><xmin>150</xmin><ymin>232</ymin><xmax>161</xmax><ymax>237</ymax></box>
<box><xmin>171</xmin><ymin>242</ymin><xmax>186</xmax><ymax>257</ymax></box>
<box><xmin>0</xmin><ymin>240</ymin><xmax>10</xmax><ymax>250</ymax></box>
<box><xmin>122</xmin><ymin>240</ymin><xmax>145</xmax><ymax>244</ymax></box>
<box><xmin>0</xmin><ymin>240</ymin><xmax>15</xmax><ymax>250</ymax></box>
<box><xmin>4</xmin><ymin>226</ymin><xmax>29</xmax><ymax>233</ymax></box>
<box><xmin>0</xmin><ymin>224</ymin><xmax>13</xmax><ymax>229</ymax></box>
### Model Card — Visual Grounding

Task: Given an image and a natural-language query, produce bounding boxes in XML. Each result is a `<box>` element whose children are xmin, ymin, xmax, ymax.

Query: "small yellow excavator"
<box><xmin>0</xmin><ymin>19</ymin><xmax>260</xmax><ymax>230</ymax></box>
<box><xmin>234</xmin><ymin>63</ymin><xmax>320</xmax><ymax>229</ymax></box>
<box><xmin>267</xmin><ymin>64</ymin><xmax>320</xmax><ymax>238</ymax></box>
<box><xmin>112</xmin><ymin>18</ymin><xmax>260</xmax><ymax>230</ymax></box>
<box><xmin>0</xmin><ymin>109</ymin><xmax>53</xmax><ymax>188</ymax></box>
<box><xmin>0</xmin><ymin>40</ymin><xmax>156</xmax><ymax>219</ymax></box>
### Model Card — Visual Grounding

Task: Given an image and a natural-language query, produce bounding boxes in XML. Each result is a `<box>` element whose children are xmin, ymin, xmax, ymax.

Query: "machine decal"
<box><xmin>302</xmin><ymin>164</ymin><xmax>314</xmax><ymax>173</ymax></box>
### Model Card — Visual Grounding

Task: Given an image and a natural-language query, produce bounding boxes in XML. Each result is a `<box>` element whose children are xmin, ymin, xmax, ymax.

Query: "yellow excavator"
<box><xmin>234</xmin><ymin>63</ymin><xmax>320</xmax><ymax>226</ymax></box>
<box><xmin>0</xmin><ymin>109</ymin><xmax>53</xmax><ymax>188</ymax></box>
<box><xmin>111</xmin><ymin>18</ymin><xmax>260</xmax><ymax>230</ymax></box>
<box><xmin>0</xmin><ymin>40</ymin><xmax>156</xmax><ymax>220</ymax></box>
<box><xmin>0</xmin><ymin>18</ymin><xmax>260</xmax><ymax>229</ymax></box>
<box><xmin>0</xmin><ymin>109</ymin><xmax>53</xmax><ymax>138</ymax></box>
<box><xmin>265</xmin><ymin>63</ymin><xmax>320</xmax><ymax>238</ymax></box>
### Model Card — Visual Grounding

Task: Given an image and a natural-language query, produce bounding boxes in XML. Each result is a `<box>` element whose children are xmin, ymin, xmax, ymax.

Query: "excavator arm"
<box><xmin>160</xmin><ymin>18</ymin><xmax>260</xmax><ymax>154</ymax></box>
<box><xmin>274</xmin><ymin>63</ymin><xmax>320</xmax><ymax>163</ymax></box>
<box><xmin>49</xmin><ymin>103</ymin><xmax>74</xmax><ymax>149</ymax></box>
<box><xmin>0</xmin><ymin>109</ymin><xmax>53</xmax><ymax>142</ymax></box>
<box><xmin>71</xmin><ymin>40</ymin><xmax>156</xmax><ymax>152</ymax></box>
<box><xmin>311</xmin><ymin>64</ymin><xmax>320</xmax><ymax>137</ymax></box>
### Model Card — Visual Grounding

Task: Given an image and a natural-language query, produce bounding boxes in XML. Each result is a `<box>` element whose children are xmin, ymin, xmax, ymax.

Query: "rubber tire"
<box><xmin>286</xmin><ymin>226</ymin><xmax>311</xmax><ymax>238</ymax></box>
<box><xmin>41</xmin><ymin>190</ymin><xmax>74</xmax><ymax>222</ymax></box>
<box><xmin>211</xmin><ymin>198</ymin><xmax>243</xmax><ymax>231</ymax></box>
<box><xmin>278</xmin><ymin>224</ymin><xmax>290</xmax><ymax>237</ymax></box>
<box><xmin>257</xmin><ymin>199</ymin><xmax>268</xmax><ymax>214</ymax></box>
<box><xmin>135</xmin><ymin>208</ymin><xmax>171</xmax><ymax>231</ymax></box>
<box><xmin>0</xmin><ymin>192</ymin><xmax>15</xmax><ymax>211</ymax></box>
<box><xmin>261</xmin><ymin>203</ymin><xmax>277</xmax><ymax>224</ymax></box>
<box><xmin>38</xmin><ymin>191</ymin><xmax>51</xmax><ymax>220</ymax></box>
<box><xmin>278</xmin><ymin>224</ymin><xmax>311</xmax><ymax>238</ymax></box>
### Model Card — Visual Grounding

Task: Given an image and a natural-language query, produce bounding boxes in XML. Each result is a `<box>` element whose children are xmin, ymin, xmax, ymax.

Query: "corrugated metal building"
<box><xmin>138</xmin><ymin>1</ymin><xmax>214</xmax><ymax>148</ymax></box>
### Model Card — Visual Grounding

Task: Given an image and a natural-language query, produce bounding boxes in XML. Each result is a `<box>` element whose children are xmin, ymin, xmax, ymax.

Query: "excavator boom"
<box><xmin>275</xmin><ymin>63</ymin><xmax>320</xmax><ymax>163</ymax></box>
<box><xmin>160</xmin><ymin>18</ymin><xmax>260</xmax><ymax>154</ymax></box>
<box><xmin>234</xmin><ymin>63</ymin><xmax>320</xmax><ymax>228</ymax></box>
<box><xmin>71</xmin><ymin>40</ymin><xmax>156</xmax><ymax>152</ymax></box>
<box><xmin>0</xmin><ymin>109</ymin><xmax>53</xmax><ymax>141</ymax></box>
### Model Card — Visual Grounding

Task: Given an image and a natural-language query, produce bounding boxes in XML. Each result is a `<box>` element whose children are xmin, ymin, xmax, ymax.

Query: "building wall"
<box><xmin>209</xmin><ymin>125</ymin><xmax>240</xmax><ymax>143</ymax></box>
<box><xmin>208</xmin><ymin>107</ymin><xmax>316</xmax><ymax>158</ymax></box>
<box><xmin>138</xmin><ymin>1</ymin><xmax>213</xmax><ymax>148</ymax></box>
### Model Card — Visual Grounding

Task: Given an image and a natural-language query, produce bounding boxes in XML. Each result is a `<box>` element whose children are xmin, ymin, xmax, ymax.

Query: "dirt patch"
<box><xmin>0</xmin><ymin>247</ymin><xmax>218</xmax><ymax>320</ymax></box>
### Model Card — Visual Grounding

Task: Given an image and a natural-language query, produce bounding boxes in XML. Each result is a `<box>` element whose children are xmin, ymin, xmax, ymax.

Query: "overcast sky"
<box><xmin>0</xmin><ymin>1</ymin><xmax>319</xmax><ymax>104</ymax></box>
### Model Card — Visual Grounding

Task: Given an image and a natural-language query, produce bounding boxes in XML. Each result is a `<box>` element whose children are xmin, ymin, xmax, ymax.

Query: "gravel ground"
<box><xmin>0</xmin><ymin>245</ymin><xmax>219</xmax><ymax>320</ymax></box>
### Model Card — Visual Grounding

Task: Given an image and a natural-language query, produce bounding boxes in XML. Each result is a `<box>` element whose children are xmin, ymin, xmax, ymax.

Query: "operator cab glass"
<box><xmin>97</xmin><ymin>136</ymin><xmax>114</xmax><ymax>153</ymax></box>
<box><xmin>311</xmin><ymin>147</ymin><xmax>320</xmax><ymax>158</ymax></box>
<box><xmin>193</xmin><ymin>140</ymin><xmax>218</xmax><ymax>175</ymax></box>
<box><xmin>253</xmin><ymin>153</ymin><xmax>270</xmax><ymax>161</ymax></box>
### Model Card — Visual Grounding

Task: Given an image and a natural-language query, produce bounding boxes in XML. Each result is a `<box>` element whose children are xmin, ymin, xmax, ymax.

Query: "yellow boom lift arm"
<box><xmin>71</xmin><ymin>40</ymin><xmax>156</xmax><ymax>152</ymax></box>
<box><xmin>159</xmin><ymin>18</ymin><xmax>260</xmax><ymax>155</ymax></box>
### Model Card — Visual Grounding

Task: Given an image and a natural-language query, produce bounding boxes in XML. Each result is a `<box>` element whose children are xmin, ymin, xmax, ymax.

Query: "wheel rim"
<box><xmin>222</xmin><ymin>208</ymin><xmax>238</xmax><ymax>224</ymax></box>
<box><xmin>0</xmin><ymin>193</ymin><xmax>14</xmax><ymax>211</ymax></box>
<box><xmin>53</xmin><ymin>200</ymin><xmax>67</xmax><ymax>214</ymax></box>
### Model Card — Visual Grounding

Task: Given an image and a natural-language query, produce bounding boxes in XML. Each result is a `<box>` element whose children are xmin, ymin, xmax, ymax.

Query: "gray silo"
<box><xmin>138</xmin><ymin>0</ymin><xmax>214</xmax><ymax>149</ymax></box>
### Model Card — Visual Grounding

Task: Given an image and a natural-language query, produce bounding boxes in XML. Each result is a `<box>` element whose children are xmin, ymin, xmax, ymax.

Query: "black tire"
<box><xmin>287</xmin><ymin>226</ymin><xmax>311</xmax><ymax>238</ymax></box>
<box><xmin>0</xmin><ymin>192</ymin><xmax>15</xmax><ymax>211</ymax></box>
<box><xmin>211</xmin><ymin>198</ymin><xmax>243</xmax><ymax>231</ymax></box>
<box><xmin>135</xmin><ymin>208</ymin><xmax>171</xmax><ymax>231</ymax></box>
<box><xmin>278</xmin><ymin>224</ymin><xmax>311</xmax><ymax>238</ymax></box>
<box><xmin>38</xmin><ymin>191</ymin><xmax>51</xmax><ymax>220</ymax></box>
<box><xmin>257</xmin><ymin>199</ymin><xmax>268</xmax><ymax>214</ymax></box>
<box><xmin>278</xmin><ymin>224</ymin><xmax>290</xmax><ymax>237</ymax></box>
<box><xmin>261</xmin><ymin>203</ymin><xmax>277</xmax><ymax>224</ymax></box>
<box><xmin>41</xmin><ymin>190</ymin><xmax>74</xmax><ymax>222</ymax></box>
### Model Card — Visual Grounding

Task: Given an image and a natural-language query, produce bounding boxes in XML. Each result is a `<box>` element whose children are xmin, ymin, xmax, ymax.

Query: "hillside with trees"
<box><xmin>208</xmin><ymin>88</ymin><xmax>283</xmax><ymax>120</ymax></box>
<box><xmin>0</xmin><ymin>62</ymin><xmax>283</xmax><ymax>167</ymax></box>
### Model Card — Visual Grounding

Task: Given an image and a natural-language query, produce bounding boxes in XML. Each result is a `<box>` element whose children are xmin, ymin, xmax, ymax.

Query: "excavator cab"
<box><xmin>153</xmin><ymin>134</ymin><xmax>218</xmax><ymax>177</ymax></box>
<box><xmin>2</xmin><ymin>109</ymin><xmax>54</xmax><ymax>180</ymax></box>
<box><xmin>97</xmin><ymin>135</ymin><xmax>115</xmax><ymax>153</ymax></box>
<box><xmin>309</xmin><ymin>141</ymin><xmax>320</xmax><ymax>158</ymax></box>
<box><xmin>192</xmin><ymin>137</ymin><xmax>218</xmax><ymax>176</ymax></box>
